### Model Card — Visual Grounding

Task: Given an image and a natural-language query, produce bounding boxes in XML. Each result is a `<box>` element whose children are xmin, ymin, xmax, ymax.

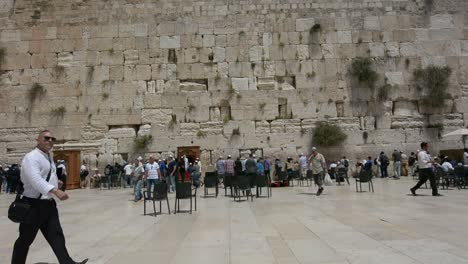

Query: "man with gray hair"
<box><xmin>308</xmin><ymin>147</ymin><xmax>327</xmax><ymax>196</ymax></box>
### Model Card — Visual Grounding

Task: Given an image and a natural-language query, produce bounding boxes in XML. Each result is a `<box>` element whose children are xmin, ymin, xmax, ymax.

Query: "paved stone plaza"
<box><xmin>1</xmin><ymin>178</ymin><xmax>468</xmax><ymax>264</ymax></box>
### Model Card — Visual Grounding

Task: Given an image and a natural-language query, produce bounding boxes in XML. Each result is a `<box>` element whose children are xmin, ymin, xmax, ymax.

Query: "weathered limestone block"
<box><xmin>291</xmin><ymin>102</ymin><xmax>317</xmax><ymax>119</ymax></box>
<box><xmin>160</xmin><ymin>36</ymin><xmax>180</xmax><ymax>48</ymax></box>
<box><xmin>200</xmin><ymin>121</ymin><xmax>223</xmax><ymax>136</ymax></box>
<box><xmin>430</xmin><ymin>15</ymin><xmax>454</xmax><ymax>29</ymax></box>
<box><xmin>164</xmin><ymin>80</ymin><xmax>180</xmax><ymax>93</ymax></box>
<box><xmin>400</xmin><ymin>42</ymin><xmax>419</xmax><ymax>57</ymax></box>
<box><xmin>180</xmin><ymin>123</ymin><xmax>200</xmax><ymax>136</ymax></box>
<box><xmin>367</xmin><ymin>129</ymin><xmax>406</xmax><ymax>144</ymax></box>
<box><xmin>296</xmin><ymin>18</ymin><xmax>315</xmax><ymax>32</ymax></box>
<box><xmin>232</xmin><ymin>78</ymin><xmax>249</xmax><ymax>90</ymax></box>
<box><xmin>428</xmin><ymin>113</ymin><xmax>464</xmax><ymax>127</ymax></box>
<box><xmin>337</xmin><ymin>31</ymin><xmax>352</xmax><ymax>44</ymax></box>
<box><xmin>213</xmin><ymin>47</ymin><xmax>225</xmax><ymax>62</ymax></box>
<box><xmin>369</xmin><ymin>43</ymin><xmax>385</xmax><ymax>57</ymax></box>
<box><xmin>419</xmin><ymin>100</ymin><xmax>454</xmax><ymax>115</ymax></box>
<box><xmin>124</xmin><ymin>50</ymin><xmax>139</xmax><ymax>65</ymax></box>
<box><xmin>141</xmin><ymin>108</ymin><xmax>173</xmax><ymax>124</ymax></box>
<box><xmin>376</xmin><ymin>115</ymin><xmax>392</xmax><ymax>129</ymax></box>
<box><xmin>385</xmin><ymin>71</ymin><xmax>404</xmax><ymax>86</ymax></box>
<box><xmin>384</xmin><ymin>42</ymin><xmax>399</xmax><ymax>57</ymax></box>
<box><xmin>364</xmin><ymin>16</ymin><xmax>380</xmax><ymax>30</ymax></box>
<box><xmin>454</xmin><ymin>98</ymin><xmax>468</xmax><ymax>113</ymax></box>
<box><xmin>231</xmin><ymin>104</ymin><xmax>278</xmax><ymax>121</ymax></box>
<box><xmin>143</xmin><ymin>94</ymin><xmax>162</xmax><ymax>108</ymax></box>
<box><xmin>108</xmin><ymin>128</ymin><xmax>136</xmax><ymax>139</ymax></box>
<box><xmin>255</xmin><ymin>121</ymin><xmax>270</xmax><ymax>134</ymax></box>
<box><xmin>88</xmin><ymin>38</ymin><xmax>113</xmax><ymax>51</ymax></box>
<box><xmin>180</xmin><ymin>82</ymin><xmax>207</xmax><ymax>92</ymax></box>
<box><xmin>2</xmin><ymin>53</ymin><xmax>30</xmax><ymax>70</ymax></box>
<box><xmin>327</xmin><ymin>117</ymin><xmax>361</xmax><ymax>131</ymax></box>
<box><xmin>31</xmin><ymin>53</ymin><xmax>57</xmax><ymax>68</ymax></box>
<box><xmin>393</xmin><ymin>101</ymin><xmax>419</xmax><ymax>116</ymax></box>
<box><xmin>186</xmin><ymin>106</ymin><xmax>210</xmax><ymax>122</ymax></box>
<box><xmin>98</xmin><ymin>51</ymin><xmax>123</xmax><ymax>65</ymax></box>
<box><xmin>391</xmin><ymin>116</ymin><xmax>426</xmax><ymax>129</ymax></box>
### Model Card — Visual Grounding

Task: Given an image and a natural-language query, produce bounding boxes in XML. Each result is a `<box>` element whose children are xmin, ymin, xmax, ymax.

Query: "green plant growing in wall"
<box><xmin>134</xmin><ymin>135</ymin><xmax>153</xmax><ymax>150</ymax></box>
<box><xmin>232</xmin><ymin>128</ymin><xmax>240</xmax><ymax>136</ymax></box>
<box><xmin>413</xmin><ymin>65</ymin><xmax>452</xmax><ymax>107</ymax></box>
<box><xmin>259</xmin><ymin>102</ymin><xmax>266</xmax><ymax>112</ymax></box>
<box><xmin>307</xmin><ymin>71</ymin><xmax>316</xmax><ymax>79</ymax></box>
<box><xmin>377</xmin><ymin>84</ymin><xmax>394</xmax><ymax>101</ymax></box>
<box><xmin>102</xmin><ymin>92</ymin><xmax>109</xmax><ymax>100</ymax></box>
<box><xmin>0</xmin><ymin>47</ymin><xmax>5</xmax><ymax>69</ymax></box>
<box><xmin>28</xmin><ymin>83</ymin><xmax>46</xmax><ymax>103</ymax></box>
<box><xmin>350</xmin><ymin>57</ymin><xmax>379</xmax><ymax>88</ymax></box>
<box><xmin>310</xmin><ymin>24</ymin><xmax>321</xmax><ymax>33</ymax></box>
<box><xmin>51</xmin><ymin>106</ymin><xmax>66</xmax><ymax>118</ymax></box>
<box><xmin>188</xmin><ymin>104</ymin><xmax>195</xmax><ymax>112</ymax></box>
<box><xmin>196</xmin><ymin>130</ymin><xmax>206</xmax><ymax>138</ymax></box>
<box><xmin>312</xmin><ymin>122</ymin><xmax>347</xmax><ymax>147</ymax></box>
<box><xmin>168</xmin><ymin>114</ymin><xmax>177</xmax><ymax>130</ymax></box>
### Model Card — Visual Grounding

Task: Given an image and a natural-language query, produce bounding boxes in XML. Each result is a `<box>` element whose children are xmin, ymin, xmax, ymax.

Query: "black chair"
<box><xmin>234</xmin><ymin>174</ymin><xmax>253</xmax><ymax>202</ymax></box>
<box><xmin>203</xmin><ymin>172</ymin><xmax>219</xmax><ymax>198</ymax></box>
<box><xmin>174</xmin><ymin>182</ymin><xmax>197</xmax><ymax>214</ymax></box>
<box><xmin>110</xmin><ymin>172</ymin><xmax>120</xmax><ymax>189</ymax></box>
<box><xmin>329</xmin><ymin>167</ymin><xmax>336</xmax><ymax>180</ymax></box>
<box><xmin>454</xmin><ymin>166</ymin><xmax>465</xmax><ymax>189</ymax></box>
<box><xmin>355</xmin><ymin>169</ymin><xmax>374</xmax><ymax>192</ymax></box>
<box><xmin>224</xmin><ymin>174</ymin><xmax>236</xmax><ymax>196</ymax></box>
<box><xmin>336</xmin><ymin>167</ymin><xmax>349</xmax><ymax>185</ymax></box>
<box><xmin>143</xmin><ymin>182</ymin><xmax>170</xmax><ymax>217</ymax></box>
<box><xmin>306</xmin><ymin>170</ymin><xmax>314</xmax><ymax>186</ymax></box>
<box><xmin>255</xmin><ymin>174</ymin><xmax>271</xmax><ymax>198</ymax></box>
<box><xmin>99</xmin><ymin>176</ymin><xmax>110</xmax><ymax>190</ymax></box>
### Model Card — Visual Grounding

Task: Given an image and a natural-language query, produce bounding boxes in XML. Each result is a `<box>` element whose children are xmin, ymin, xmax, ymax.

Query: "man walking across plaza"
<box><xmin>309</xmin><ymin>147</ymin><xmax>327</xmax><ymax>196</ymax></box>
<box><xmin>410</xmin><ymin>142</ymin><xmax>442</xmax><ymax>196</ymax></box>
<box><xmin>11</xmin><ymin>130</ymin><xmax>88</xmax><ymax>264</ymax></box>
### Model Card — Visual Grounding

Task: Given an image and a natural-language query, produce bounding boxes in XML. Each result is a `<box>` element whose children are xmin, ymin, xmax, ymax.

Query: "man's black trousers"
<box><xmin>412</xmin><ymin>168</ymin><xmax>439</xmax><ymax>195</ymax></box>
<box><xmin>12</xmin><ymin>198</ymin><xmax>74</xmax><ymax>264</ymax></box>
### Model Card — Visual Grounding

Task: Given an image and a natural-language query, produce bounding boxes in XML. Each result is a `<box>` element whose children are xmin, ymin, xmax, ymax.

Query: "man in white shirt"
<box><xmin>12</xmin><ymin>130</ymin><xmax>88</xmax><ymax>264</ymax></box>
<box><xmin>464</xmin><ymin>148</ymin><xmax>468</xmax><ymax>165</ymax></box>
<box><xmin>123</xmin><ymin>161</ymin><xmax>133</xmax><ymax>189</ymax></box>
<box><xmin>299</xmin><ymin>153</ymin><xmax>308</xmax><ymax>179</ymax></box>
<box><xmin>56</xmin><ymin>160</ymin><xmax>67</xmax><ymax>191</ymax></box>
<box><xmin>441</xmin><ymin>157</ymin><xmax>454</xmax><ymax>173</ymax></box>
<box><xmin>410</xmin><ymin>142</ymin><xmax>441</xmax><ymax>196</ymax></box>
<box><xmin>144</xmin><ymin>155</ymin><xmax>160</xmax><ymax>199</ymax></box>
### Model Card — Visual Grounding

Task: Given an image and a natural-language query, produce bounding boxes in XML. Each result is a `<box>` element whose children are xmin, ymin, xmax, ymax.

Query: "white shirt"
<box><xmin>441</xmin><ymin>161</ymin><xmax>454</xmax><ymax>172</ymax></box>
<box><xmin>80</xmin><ymin>164</ymin><xmax>86</xmax><ymax>172</ymax></box>
<box><xmin>145</xmin><ymin>162</ymin><xmax>159</xmax><ymax>180</ymax></box>
<box><xmin>417</xmin><ymin>150</ymin><xmax>431</xmax><ymax>169</ymax></box>
<box><xmin>464</xmin><ymin>152</ymin><xmax>468</xmax><ymax>165</ymax></box>
<box><xmin>21</xmin><ymin>148</ymin><xmax>57</xmax><ymax>200</ymax></box>
<box><xmin>57</xmin><ymin>163</ymin><xmax>67</xmax><ymax>176</ymax></box>
<box><xmin>123</xmin><ymin>164</ymin><xmax>133</xmax><ymax>175</ymax></box>
<box><xmin>299</xmin><ymin>156</ymin><xmax>308</xmax><ymax>169</ymax></box>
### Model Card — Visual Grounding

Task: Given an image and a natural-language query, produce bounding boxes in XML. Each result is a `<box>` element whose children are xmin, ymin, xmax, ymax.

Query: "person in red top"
<box><xmin>224</xmin><ymin>155</ymin><xmax>235</xmax><ymax>176</ymax></box>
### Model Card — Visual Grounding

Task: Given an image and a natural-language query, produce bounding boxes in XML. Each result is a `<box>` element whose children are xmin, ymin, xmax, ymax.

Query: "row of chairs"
<box><xmin>204</xmin><ymin>172</ymin><xmax>272</xmax><ymax>202</ymax></box>
<box><xmin>435</xmin><ymin>165</ymin><xmax>468</xmax><ymax>190</ymax></box>
<box><xmin>143</xmin><ymin>181</ymin><xmax>197</xmax><ymax>217</ymax></box>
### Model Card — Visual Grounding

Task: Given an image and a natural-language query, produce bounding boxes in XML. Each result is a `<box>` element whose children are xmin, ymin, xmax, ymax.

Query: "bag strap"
<box><xmin>38</xmin><ymin>154</ymin><xmax>53</xmax><ymax>199</ymax></box>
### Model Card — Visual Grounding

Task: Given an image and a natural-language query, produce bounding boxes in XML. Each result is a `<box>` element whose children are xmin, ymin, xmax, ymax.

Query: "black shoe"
<box><xmin>75</xmin><ymin>258</ymin><xmax>89</xmax><ymax>264</ymax></box>
<box><xmin>433</xmin><ymin>193</ymin><xmax>443</xmax><ymax>197</ymax></box>
<box><xmin>410</xmin><ymin>188</ymin><xmax>417</xmax><ymax>196</ymax></box>
<box><xmin>316</xmin><ymin>187</ymin><xmax>323</xmax><ymax>196</ymax></box>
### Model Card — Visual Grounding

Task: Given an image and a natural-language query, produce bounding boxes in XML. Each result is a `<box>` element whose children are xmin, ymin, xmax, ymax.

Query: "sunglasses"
<box><xmin>44</xmin><ymin>136</ymin><xmax>57</xmax><ymax>142</ymax></box>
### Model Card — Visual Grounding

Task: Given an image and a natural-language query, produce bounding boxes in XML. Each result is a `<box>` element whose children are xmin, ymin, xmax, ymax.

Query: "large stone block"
<box><xmin>141</xmin><ymin>108</ymin><xmax>173</xmax><ymax>124</ymax></box>
<box><xmin>2</xmin><ymin>53</ymin><xmax>31</xmax><ymax>70</ymax></box>
<box><xmin>108</xmin><ymin>128</ymin><xmax>136</xmax><ymax>139</ymax></box>
<box><xmin>430</xmin><ymin>15</ymin><xmax>454</xmax><ymax>29</ymax></box>
<box><xmin>393</xmin><ymin>101</ymin><xmax>420</xmax><ymax>116</ymax></box>
<box><xmin>88</xmin><ymin>38</ymin><xmax>113</xmax><ymax>51</ymax></box>
<box><xmin>296</xmin><ymin>18</ymin><xmax>315</xmax><ymax>32</ymax></box>
<box><xmin>160</xmin><ymin>36</ymin><xmax>180</xmax><ymax>49</ymax></box>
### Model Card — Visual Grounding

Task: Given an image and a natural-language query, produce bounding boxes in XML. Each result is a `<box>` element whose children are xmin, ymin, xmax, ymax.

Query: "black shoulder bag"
<box><xmin>8</xmin><ymin>157</ymin><xmax>53</xmax><ymax>224</ymax></box>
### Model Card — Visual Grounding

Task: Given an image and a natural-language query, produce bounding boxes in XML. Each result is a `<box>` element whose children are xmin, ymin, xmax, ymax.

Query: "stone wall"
<box><xmin>1</xmin><ymin>0</ymin><xmax>467</xmax><ymax>165</ymax></box>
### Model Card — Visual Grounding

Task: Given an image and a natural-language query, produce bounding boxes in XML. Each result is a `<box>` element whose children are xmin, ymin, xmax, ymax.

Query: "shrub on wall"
<box><xmin>28</xmin><ymin>83</ymin><xmax>46</xmax><ymax>103</ymax></box>
<box><xmin>413</xmin><ymin>65</ymin><xmax>452</xmax><ymax>107</ymax></box>
<box><xmin>312</xmin><ymin>122</ymin><xmax>347</xmax><ymax>147</ymax></box>
<box><xmin>350</xmin><ymin>57</ymin><xmax>378</xmax><ymax>88</ymax></box>
<box><xmin>134</xmin><ymin>135</ymin><xmax>153</xmax><ymax>150</ymax></box>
